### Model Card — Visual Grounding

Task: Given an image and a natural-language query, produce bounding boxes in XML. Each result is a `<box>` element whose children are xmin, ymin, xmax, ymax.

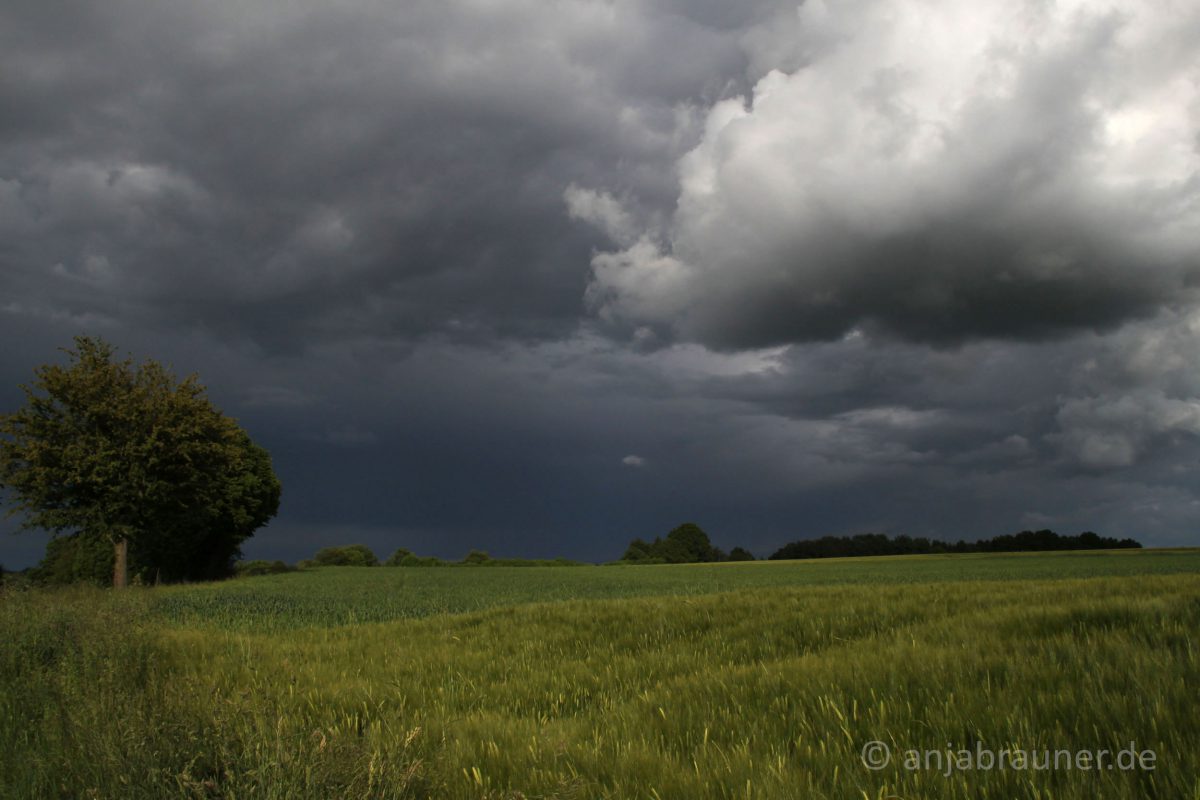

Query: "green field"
<box><xmin>3</xmin><ymin>550</ymin><xmax>1198</xmax><ymax>799</ymax></box>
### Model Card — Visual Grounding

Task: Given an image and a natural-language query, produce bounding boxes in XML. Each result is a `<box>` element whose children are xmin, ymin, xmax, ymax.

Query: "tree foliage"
<box><xmin>619</xmin><ymin>523</ymin><xmax>744</xmax><ymax>564</ymax></box>
<box><xmin>33</xmin><ymin>532</ymin><xmax>115</xmax><ymax>586</ymax></box>
<box><xmin>307</xmin><ymin>544</ymin><xmax>380</xmax><ymax>567</ymax></box>
<box><xmin>383</xmin><ymin>548</ymin><xmax>414</xmax><ymax>566</ymax></box>
<box><xmin>0</xmin><ymin>336</ymin><xmax>281</xmax><ymax>585</ymax></box>
<box><xmin>768</xmin><ymin>530</ymin><xmax>1141</xmax><ymax>560</ymax></box>
<box><xmin>462</xmin><ymin>549</ymin><xmax>492</xmax><ymax>565</ymax></box>
<box><xmin>234</xmin><ymin>559</ymin><xmax>294</xmax><ymax>577</ymax></box>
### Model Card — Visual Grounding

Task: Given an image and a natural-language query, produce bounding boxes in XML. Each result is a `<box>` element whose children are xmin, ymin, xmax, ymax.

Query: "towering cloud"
<box><xmin>582</xmin><ymin>0</ymin><xmax>1200</xmax><ymax>347</ymax></box>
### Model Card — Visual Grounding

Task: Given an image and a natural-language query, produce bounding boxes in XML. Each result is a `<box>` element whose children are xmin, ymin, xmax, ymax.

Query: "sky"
<box><xmin>3</xmin><ymin>0</ymin><xmax>1200</xmax><ymax>568</ymax></box>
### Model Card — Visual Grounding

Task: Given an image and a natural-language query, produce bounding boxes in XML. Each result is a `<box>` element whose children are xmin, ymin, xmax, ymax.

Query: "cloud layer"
<box><xmin>3</xmin><ymin>0</ymin><xmax>1200</xmax><ymax>566</ymax></box>
<box><xmin>1</xmin><ymin>0</ymin><xmax>776</xmax><ymax>349</ymax></box>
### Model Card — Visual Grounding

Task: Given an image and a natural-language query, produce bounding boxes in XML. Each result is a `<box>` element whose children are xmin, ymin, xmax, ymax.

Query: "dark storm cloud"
<box><xmin>0</xmin><ymin>0</ymin><xmax>785</xmax><ymax>351</ymax></box>
<box><xmin>3</xmin><ymin>0</ymin><xmax>1200</xmax><ymax>570</ymax></box>
<box><xmin>4</xmin><ymin>308</ymin><xmax>1200</xmax><ymax>567</ymax></box>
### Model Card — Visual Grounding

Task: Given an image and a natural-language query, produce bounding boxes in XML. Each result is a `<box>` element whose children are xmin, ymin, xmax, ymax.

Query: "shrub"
<box><xmin>310</xmin><ymin>544</ymin><xmax>379</xmax><ymax>567</ymax></box>
<box><xmin>399</xmin><ymin>554</ymin><xmax>445</xmax><ymax>567</ymax></box>
<box><xmin>383</xmin><ymin>548</ymin><xmax>413</xmax><ymax>566</ymax></box>
<box><xmin>234</xmin><ymin>560</ymin><xmax>293</xmax><ymax>577</ymax></box>
<box><xmin>461</xmin><ymin>550</ymin><xmax>492</xmax><ymax>565</ymax></box>
<box><xmin>33</xmin><ymin>533</ymin><xmax>114</xmax><ymax>586</ymax></box>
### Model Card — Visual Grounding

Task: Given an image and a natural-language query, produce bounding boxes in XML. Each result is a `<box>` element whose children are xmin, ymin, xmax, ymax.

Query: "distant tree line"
<box><xmin>620</xmin><ymin>523</ymin><xmax>755</xmax><ymax>564</ymax></box>
<box><xmin>15</xmin><ymin>524</ymin><xmax>1146</xmax><ymax>588</ymax></box>
<box><xmin>768</xmin><ymin>530</ymin><xmax>1141</xmax><ymax>560</ymax></box>
<box><xmin>17</xmin><ymin>541</ymin><xmax>589</xmax><ymax>586</ymax></box>
<box><xmin>279</xmin><ymin>545</ymin><xmax>586</xmax><ymax>572</ymax></box>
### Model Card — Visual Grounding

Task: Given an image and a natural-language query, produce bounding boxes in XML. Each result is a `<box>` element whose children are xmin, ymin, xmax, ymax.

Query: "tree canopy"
<box><xmin>0</xmin><ymin>336</ymin><xmax>281</xmax><ymax>585</ymax></box>
<box><xmin>620</xmin><ymin>523</ymin><xmax>736</xmax><ymax>564</ymax></box>
<box><xmin>304</xmin><ymin>544</ymin><xmax>380</xmax><ymax>567</ymax></box>
<box><xmin>767</xmin><ymin>530</ymin><xmax>1140</xmax><ymax>560</ymax></box>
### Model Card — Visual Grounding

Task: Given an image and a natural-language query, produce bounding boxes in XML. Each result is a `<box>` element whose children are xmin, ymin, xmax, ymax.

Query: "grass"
<box><xmin>1</xmin><ymin>550</ymin><xmax>1198</xmax><ymax>799</ymax></box>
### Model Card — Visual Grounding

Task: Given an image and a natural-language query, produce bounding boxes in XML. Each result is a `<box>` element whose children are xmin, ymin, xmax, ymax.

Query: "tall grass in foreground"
<box><xmin>1</xmin><ymin>568</ymin><xmax>1198</xmax><ymax>798</ymax></box>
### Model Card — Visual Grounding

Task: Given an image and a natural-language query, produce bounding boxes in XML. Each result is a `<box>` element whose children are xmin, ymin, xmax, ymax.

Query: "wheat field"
<box><xmin>2</xmin><ymin>551</ymin><xmax>1198</xmax><ymax>799</ymax></box>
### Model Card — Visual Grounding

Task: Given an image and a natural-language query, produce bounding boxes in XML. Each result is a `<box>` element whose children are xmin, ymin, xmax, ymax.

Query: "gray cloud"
<box><xmin>3</xmin><ymin>0</ymin><xmax>1200</xmax><ymax>569</ymax></box>
<box><xmin>0</xmin><ymin>0</ymin><xmax>781</xmax><ymax>352</ymax></box>
<box><xmin>581</xmin><ymin>0</ymin><xmax>1200</xmax><ymax>348</ymax></box>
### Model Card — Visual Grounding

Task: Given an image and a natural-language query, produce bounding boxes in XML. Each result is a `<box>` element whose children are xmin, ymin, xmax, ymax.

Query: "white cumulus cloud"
<box><xmin>579</xmin><ymin>0</ymin><xmax>1200</xmax><ymax>347</ymax></box>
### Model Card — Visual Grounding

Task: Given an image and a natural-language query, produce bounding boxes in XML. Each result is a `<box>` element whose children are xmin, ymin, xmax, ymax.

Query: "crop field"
<box><xmin>154</xmin><ymin>549</ymin><xmax>1200</xmax><ymax>631</ymax></box>
<box><xmin>2</xmin><ymin>550</ymin><xmax>1199</xmax><ymax>799</ymax></box>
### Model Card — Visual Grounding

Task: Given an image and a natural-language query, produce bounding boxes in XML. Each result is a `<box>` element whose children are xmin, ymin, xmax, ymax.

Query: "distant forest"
<box><xmin>768</xmin><ymin>530</ymin><xmax>1141</xmax><ymax>561</ymax></box>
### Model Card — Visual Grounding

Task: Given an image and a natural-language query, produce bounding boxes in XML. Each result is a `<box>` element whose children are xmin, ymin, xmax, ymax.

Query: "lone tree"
<box><xmin>0</xmin><ymin>336</ymin><xmax>281</xmax><ymax>586</ymax></box>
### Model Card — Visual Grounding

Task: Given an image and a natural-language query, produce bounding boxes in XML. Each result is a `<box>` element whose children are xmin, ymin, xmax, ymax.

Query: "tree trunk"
<box><xmin>113</xmin><ymin>537</ymin><xmax>128</xmax><ymax>589</ymax></box>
